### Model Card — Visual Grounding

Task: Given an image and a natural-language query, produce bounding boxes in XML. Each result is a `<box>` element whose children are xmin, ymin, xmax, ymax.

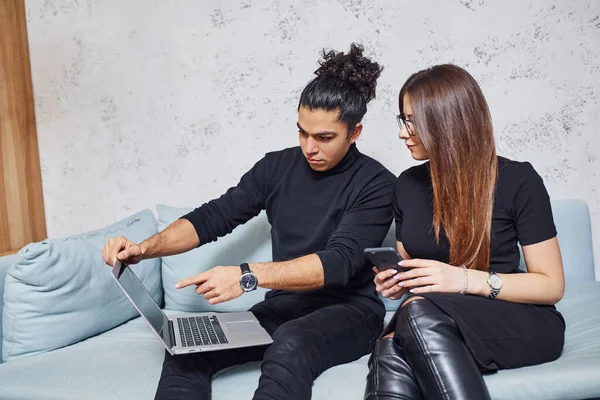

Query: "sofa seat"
<box><xmin>485</xmin><ymin>280</ymin><xmax>600</xmax><ymax>400</ymax></box>
<box><xmin>0</xmin><ymin>282</ymin><xmax>598</xmax><ymax>400</ymax></box>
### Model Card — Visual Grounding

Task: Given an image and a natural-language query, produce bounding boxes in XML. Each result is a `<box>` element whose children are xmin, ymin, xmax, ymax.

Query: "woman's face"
<box><xmin>399</xmin><ymin>94</ymin><xmax>429</xmax><ymax>161</ymax></box>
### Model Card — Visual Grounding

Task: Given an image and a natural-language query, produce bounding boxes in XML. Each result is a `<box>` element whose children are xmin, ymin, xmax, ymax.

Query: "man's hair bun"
<box><xmin>315</xmin><ymin>43</ymin><xmax>383</xmax><ymax>102</ymax></box>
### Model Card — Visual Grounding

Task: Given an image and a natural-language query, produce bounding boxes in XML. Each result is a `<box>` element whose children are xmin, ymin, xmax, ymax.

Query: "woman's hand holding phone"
<box><xmin>370</xmin><ymin>254</ymin><xmax>472</xmax><ymax>298</ymax></box>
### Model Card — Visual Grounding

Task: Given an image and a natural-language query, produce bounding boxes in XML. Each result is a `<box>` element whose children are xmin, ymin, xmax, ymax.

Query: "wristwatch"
<box><xmin>239</xmin><ymin>263</ymin><xmax>258</xmax><ymax>292</ymax></box>
<box><xmin>486</xmin><ymin>271</ymin><xmax>503</xmax><ymax>300</ymax></box>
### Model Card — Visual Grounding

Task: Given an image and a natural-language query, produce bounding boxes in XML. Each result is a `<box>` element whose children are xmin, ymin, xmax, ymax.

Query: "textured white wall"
<box><xmin>25</xmin><ymin>0</ymin><xmax>600</xmax><ymax>276</ymax></box>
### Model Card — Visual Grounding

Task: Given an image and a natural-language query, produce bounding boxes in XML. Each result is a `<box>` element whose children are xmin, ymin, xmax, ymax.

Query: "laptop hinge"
<box><xmin>168</xmin><ymin>320</ymin><xmax>176</xmax><ymax>347</ymax></box>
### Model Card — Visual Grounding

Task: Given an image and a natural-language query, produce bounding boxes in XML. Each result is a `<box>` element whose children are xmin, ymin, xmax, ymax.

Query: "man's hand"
<box><xmin>103</xmin><ymin>236</ymin><xmax>144</xmax><ymax>266</ymax></box>
<box><xmin>176</xmin><ymin>266</ymin><xmax>244</xmax><ymax>305</ymax></box>
<box><xmin>374</xmin><ymin>268</ymin><xmax>408</xmax><ymax>300</ymax></box>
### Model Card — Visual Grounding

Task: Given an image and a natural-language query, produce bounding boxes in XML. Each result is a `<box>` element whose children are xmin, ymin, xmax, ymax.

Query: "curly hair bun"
<box><xmin>315</xmin><ymin>43</ymin><xmax>383</xmax><ymax>103</ymax></box>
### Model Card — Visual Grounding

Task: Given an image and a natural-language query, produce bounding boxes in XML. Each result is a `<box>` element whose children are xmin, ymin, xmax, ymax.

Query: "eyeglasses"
<box><xmin>396</xmin><ymin>114</ymin><xmax>416</xmax><ymax>136</ymax></box>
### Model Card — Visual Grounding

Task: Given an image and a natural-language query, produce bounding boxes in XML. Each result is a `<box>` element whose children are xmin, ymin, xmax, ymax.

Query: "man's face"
<box><xmin>297</xmin><ymin>106</ymin><xmax>362</xmax><ymax>172</ymax></box>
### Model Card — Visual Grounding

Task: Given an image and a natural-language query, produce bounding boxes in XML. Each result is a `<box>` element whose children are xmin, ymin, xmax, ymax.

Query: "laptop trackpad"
<box><xmin>226</xmin><ymin>321</ymin><xmax>263</xmax><ymax>334</ymax></box>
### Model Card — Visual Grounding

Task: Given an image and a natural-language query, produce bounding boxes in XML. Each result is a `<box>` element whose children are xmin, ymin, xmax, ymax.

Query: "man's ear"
<box><xmin>348</xmin><ymin>123</ymin><xmax>363</xmax><ymax>144</ymax></box>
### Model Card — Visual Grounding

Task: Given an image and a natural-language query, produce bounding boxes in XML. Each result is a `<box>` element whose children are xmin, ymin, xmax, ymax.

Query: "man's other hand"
<box><xmin>176</xmin><ymin>266</ymin><xmax>244</xmax><ymax>305</ymax></box>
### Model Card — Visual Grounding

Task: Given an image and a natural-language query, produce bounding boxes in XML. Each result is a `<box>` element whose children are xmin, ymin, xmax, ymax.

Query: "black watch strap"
<box><xmin>240</xmin><ymin>263</ymin><xmax>251</xmax><ymax>274</ymax></box>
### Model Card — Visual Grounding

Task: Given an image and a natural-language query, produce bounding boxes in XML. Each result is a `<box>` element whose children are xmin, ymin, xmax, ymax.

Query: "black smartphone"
<box><xmin>364</xmin><ymin>247</ymin><xmax>406</xmax><ymax>272</ymax></box>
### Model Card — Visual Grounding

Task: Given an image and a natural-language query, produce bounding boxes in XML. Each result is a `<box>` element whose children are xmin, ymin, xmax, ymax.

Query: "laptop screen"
<box><xmin>112</xmin><ymin>261</ymin><xmax>167</xmax><ymax>335</ymax></box>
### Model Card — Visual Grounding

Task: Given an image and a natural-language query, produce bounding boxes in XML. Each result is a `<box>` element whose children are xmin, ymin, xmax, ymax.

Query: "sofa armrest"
<box><xmin>0</xmin><ymin>253</ymin><xmax>21</xmax><ymax>363</ymax></box>
<box><xmin>551</xmin><ymin>199</ymin><xmax>596</xmax><ymax>282</ymax></box>
<box><xmin>518</xmin><ymin>200</ymin><xmax>596</xmax><ymax>282</ymax></box>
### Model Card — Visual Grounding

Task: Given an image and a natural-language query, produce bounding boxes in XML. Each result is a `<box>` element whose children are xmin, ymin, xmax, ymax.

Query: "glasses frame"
<box><xmin>396</xmin><ymin>114</ymin><xmax>416</xmax><ymax>137</ymax></box>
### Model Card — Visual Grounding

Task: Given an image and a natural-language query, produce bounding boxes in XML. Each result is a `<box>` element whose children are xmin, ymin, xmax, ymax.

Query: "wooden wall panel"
<box><xmin>0</xmin><ymin>0</ymin><xmax>47</xmax><ymax>254</ymax></box>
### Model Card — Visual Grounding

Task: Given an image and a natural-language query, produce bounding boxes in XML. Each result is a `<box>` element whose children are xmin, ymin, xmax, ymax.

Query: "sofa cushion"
<box><xmin>546</xmin><ymin>199</ymin><xmax>595</xmax><ymax>282</ymax></box>
<box><xmin>0</xmin><ymin>314</ymin><xmax>164</xmax><ymax>400</ymax></box>
<box><xmin>518</xmin><ymin>200</ymin><xmax>595</xmax><ymax>282</ymax></box>
<box><xmin>0</xmin><ymin>282</ymin><xmax>598</xmax><ymax>400</ymax></box>
<box><xmin>0</xmin><ymin>253</ymin><xmax>20</xmax><ymax>360</ymax></box>
<box><xmin>483</xmin><ymin>280</ymin><xmax>600</xmax><ymax>399</ymax></box>
<box><xmin>0</xmin><ymin>310</ymin><xmax>381</xmax><ymax>400</ymax></box>
<box><xmin>1</xmin><ymin>210</ymin><xmax>162</xmax><ymax>362</ymax></box>
<box><xmin>157</xmin><ymin>205</ymin><xmax>271</xmax><ymax>312</ymax></box>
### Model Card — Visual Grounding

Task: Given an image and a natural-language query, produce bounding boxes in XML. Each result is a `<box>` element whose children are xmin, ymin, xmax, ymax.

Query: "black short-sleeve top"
<box><xmin>393</xmin><ymin>156</ymin><xmax>557</xmax><ymax>273</ymax></box>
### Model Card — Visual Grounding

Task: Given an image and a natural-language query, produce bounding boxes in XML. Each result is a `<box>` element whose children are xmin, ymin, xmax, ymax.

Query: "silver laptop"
<box><xmin>111</xmin><ymin>260</ymin><xmax>272</xmax><ymax>355</ymax></box>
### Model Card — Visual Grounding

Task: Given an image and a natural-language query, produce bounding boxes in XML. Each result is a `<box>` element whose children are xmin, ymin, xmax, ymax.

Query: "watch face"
<box><xmin>240</xmin><ymin>273</ymin><xmax>258</xmax><ymax>291</ymax></box>
<box><xmin>488</xmin><ymin>274</ymin><xmax>503</xmax><ymax>290</ymax></box>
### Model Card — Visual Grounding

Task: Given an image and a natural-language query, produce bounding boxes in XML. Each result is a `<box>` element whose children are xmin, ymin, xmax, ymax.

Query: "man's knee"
<box><xmin>155</xmin><ymin>351</ymin><xmax>212</xmax><ymax>399</ymax></box>
<box><xmin>160</xmin><ymin>351</ymin><xmax>211</xmax><ymax>377</ymax></box>
<box><xmin>268</xmin><ymin>323</ymin><xmax>311</xmax><ymax>356</ymax></box>
<box><xmin>262</xmin><ymin>322</ymin><xmax>321</xmax><ymax>375</ymax></box>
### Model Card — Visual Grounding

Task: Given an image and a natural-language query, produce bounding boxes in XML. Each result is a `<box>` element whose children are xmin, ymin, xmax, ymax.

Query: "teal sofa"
<box><xmin>0</xmin><ymin>199</ymin><xmax>599</xmax><ymax>399</ymax></box>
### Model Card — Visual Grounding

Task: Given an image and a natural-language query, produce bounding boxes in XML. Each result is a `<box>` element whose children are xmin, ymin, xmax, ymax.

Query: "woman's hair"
<box><xmin>299</xmin><ymin>43</ymin><xmax>383</xmax><ymax>133</ymax></box>
<box><xmin>400</xmin><ymin>64</ymin><xmax>498</xmax><ymax>271</ymax></box>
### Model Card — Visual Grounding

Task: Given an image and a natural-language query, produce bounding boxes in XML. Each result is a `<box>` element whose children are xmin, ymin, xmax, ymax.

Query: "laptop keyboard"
<box><xmin>177</xmin><ymin>315</ymin><xmax>228</xmax><ymax>347</ymax></box>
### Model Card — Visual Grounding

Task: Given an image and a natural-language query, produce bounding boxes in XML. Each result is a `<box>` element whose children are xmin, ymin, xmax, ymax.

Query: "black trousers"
<box><xmin>155</xmin><ymin>293</ymin><xmax>383</xmax><ymax>400</ymax></box>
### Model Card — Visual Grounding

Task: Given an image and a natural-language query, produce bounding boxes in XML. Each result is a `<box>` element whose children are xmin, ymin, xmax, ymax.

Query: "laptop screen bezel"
<box><xmin>111</xmin><ymin>260</ymin><xmax>174</xmax><ymax>353</ymax></box>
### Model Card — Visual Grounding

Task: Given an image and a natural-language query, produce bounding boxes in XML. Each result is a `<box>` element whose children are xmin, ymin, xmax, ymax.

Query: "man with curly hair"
<box><xmin>103</xmin><ymin>44</ymin><xmax>395</xmax><ymax>400</ymax></box>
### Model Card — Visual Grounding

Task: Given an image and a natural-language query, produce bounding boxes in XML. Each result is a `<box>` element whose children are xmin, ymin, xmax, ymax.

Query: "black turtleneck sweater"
<box><xmin>182</xmin><ymin>144</ymin><xmax>395</xmax><ymax>318</ymax></box>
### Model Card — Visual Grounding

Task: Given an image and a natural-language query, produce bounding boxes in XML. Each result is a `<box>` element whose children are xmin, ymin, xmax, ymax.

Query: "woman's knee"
<box><xmin>396</xmin><ymin>296</ymin><xmax>428</xmax><ymax>330</ymax></box>
<box><xmin>401</xmin><ymin>295</ymin><xmax>425</xmax><ymax>307</ymax></box>
<box><xmin>396</xmin><ymin>297</ymin><xmax>461</xmax><ymax>342</ymax></box>
<box><xmin>395</xmin><ymin>296</ymin><xmax>437</xmax><ymax>338</ymax></box>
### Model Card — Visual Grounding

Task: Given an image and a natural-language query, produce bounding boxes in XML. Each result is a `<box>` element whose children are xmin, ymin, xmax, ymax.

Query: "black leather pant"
<box><xmin>365</xmin><ymin>298</ymin><xmax>491</xmax><ymax>400</ymax></box>
<box><xmin>155</xmin><ymin>293</ymin><xmax>382</xmax><ymax>400</ymax></box>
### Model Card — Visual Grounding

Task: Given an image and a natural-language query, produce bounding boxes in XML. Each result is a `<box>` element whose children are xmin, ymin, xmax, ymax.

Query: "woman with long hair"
<box><xmin>365</xmin><ymin>64</ymin><xmax>565</xmax><ymax>399</ymax></box>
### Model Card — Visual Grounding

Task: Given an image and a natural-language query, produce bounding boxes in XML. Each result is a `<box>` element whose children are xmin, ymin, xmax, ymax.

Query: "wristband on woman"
<box><xmin>459</xmin><ymin>265</ymin><xmax>468</xmax><ymax>295</ymax></box>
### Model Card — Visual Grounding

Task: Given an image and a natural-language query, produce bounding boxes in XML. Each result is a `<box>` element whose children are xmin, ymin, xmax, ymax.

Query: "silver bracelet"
<box><xmin>459</xmin><ymin>265</ymin><xmax>468</xmax><ymax>295</ymax></box>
